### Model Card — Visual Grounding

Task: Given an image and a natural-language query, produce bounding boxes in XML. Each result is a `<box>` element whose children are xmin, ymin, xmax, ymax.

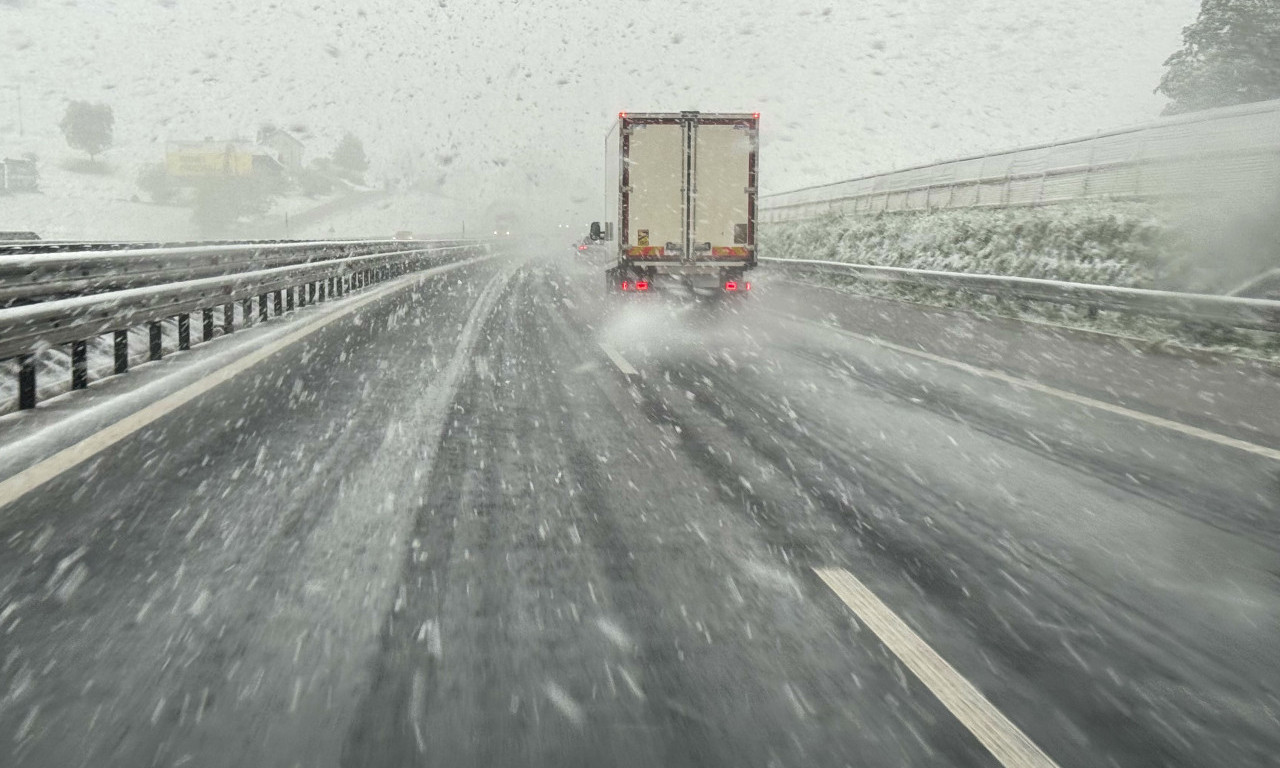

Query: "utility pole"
<box><xmin>2</xmin><ymin>85</ymin><xmax>22</xmax><ymax>136</ymax></box>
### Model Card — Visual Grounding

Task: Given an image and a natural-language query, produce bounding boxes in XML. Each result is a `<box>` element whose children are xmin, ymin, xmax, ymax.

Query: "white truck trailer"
<box><xmin>594</xmin><ymin>111</ymin><xmax>759</xmax><ymax>297</ymax></box>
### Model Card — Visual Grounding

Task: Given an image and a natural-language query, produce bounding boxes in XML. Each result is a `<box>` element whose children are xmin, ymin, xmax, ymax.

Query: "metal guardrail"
<box><xmin>0</xmin><ymin>239</ymin><xmax>471</xmax><ymax>305</ymax></box>
<box><xmin>0</xmin><ymin>239</ymin><xmax>492</xmax><ymax>411</ymax></box>
<box><xmin>761</xmin><ymin>257</ymin><xmax>1280</xmax><ymax>333</ymax></box>
<box><xmin>761</xmin><ymin>99</ymin><xmax>1280</xmax><ymax>222</ymax></box>
<box><xmin>0</xmin><ymin>238</ymin><xmax>302</xmax><ymax>255</ymax></box>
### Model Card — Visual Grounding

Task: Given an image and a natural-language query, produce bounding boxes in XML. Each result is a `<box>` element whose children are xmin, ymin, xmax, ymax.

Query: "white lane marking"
<box><xmin>0</xmin><ymin>256</ymin><xmax>496</xmax><ymax>511</ymax></box>
<box><xmin>778</xmin><ymin>313</ymin><xmax>1280</xmax><ymax>463</ymax></box>
<box><xmin>598</xmin><ymin>343</ymin><xmax>639</xmax><ymax>377</ymax></box>
<box><xmin>814</xmin><ymin>567</ymin><xmax>1061</xmax><ymax>768</ymax></box>
<box><xmin>410</xmin><ymin>670</ymin><xmax>427</xmax><ymax>754</ymax></box>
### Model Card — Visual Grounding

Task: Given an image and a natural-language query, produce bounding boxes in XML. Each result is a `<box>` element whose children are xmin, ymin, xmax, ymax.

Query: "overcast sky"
<box><xmin>3</xmin><ymin>0</ymin><xmax>1198</xmax><ymax>224</ymax></box>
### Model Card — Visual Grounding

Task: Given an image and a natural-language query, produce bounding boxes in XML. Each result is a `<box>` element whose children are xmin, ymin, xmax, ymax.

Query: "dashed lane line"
<box><xmin>598</xmin><ymin>343</ymin><xmax>639</xmax><ymax>377</ymax></box>
<box><xmin>0</xmin><ymin>256</ymin><xmax>497</xmax><ymax>512</ymax></box>
<box><xmin>814</xmin><ymin>567</ymin><xmax>1062</xmax><ymax>768</ymax></box>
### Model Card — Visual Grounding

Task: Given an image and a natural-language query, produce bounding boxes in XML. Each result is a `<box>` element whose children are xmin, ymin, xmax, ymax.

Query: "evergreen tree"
<box><xmin>59</xmin><ymin>101</ymin><xmax>115</xmax><ymax>160</ymax></box>
<box><xmin>331</xmin><ymin>132</ymin><xmax>370</xmax><ymax>177</ymax></box>
<box><xmin>1157</xmin><ymin>0</ymin><xmax>1280</xmax><ymax>115</ymax></box>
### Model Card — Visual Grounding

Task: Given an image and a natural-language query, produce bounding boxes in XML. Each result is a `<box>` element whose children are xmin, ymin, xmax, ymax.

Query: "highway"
<box><xmin>1</xmin><ymin>250</ymin><xmax>1277</xmax><ymax>767</ymax></box>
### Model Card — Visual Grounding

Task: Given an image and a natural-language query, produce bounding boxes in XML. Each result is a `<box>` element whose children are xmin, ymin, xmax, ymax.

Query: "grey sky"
<box><xmin>3</xmin><ymin>0</ymin><xmax>1197</xmax><ymax>224</ymax></box>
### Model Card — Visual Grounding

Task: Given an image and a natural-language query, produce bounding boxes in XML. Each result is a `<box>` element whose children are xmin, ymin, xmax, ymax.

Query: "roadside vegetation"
<box><xmin>760</xmin><ymin>204</ymin><xmax>1280</xmax><ymax>360</ymax></box>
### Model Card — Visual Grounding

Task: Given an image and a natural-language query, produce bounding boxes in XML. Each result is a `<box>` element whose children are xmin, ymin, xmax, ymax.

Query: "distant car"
<box><xmin>574</xmin><ymin>238</ymin><xmax>607</xmax><ymax>257</ymax></box>
<box><xmin>393</xmin><ymin>230</ymin><xmax>415</xmax><ymax>240</ymax></box>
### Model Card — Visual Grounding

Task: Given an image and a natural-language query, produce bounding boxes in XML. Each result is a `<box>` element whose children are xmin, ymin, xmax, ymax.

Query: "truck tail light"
<box><xmin>621</xmin><ymin>281</ymin><xmax>631</xmax><ymax>291</ymax></box>
<box><xmin>724</xmin><ymin>281</ymin><xmax>738</xmax><ymax>291</ymax></box>
<box><xmin>744</xmin><ymin>282</ymin><xmax>751</xmax><ymax>291</ymax></box>
<box><xmin>636</xmin><ymin>280</ymin><xmax>649</xmax><ymax>291</ymax></box>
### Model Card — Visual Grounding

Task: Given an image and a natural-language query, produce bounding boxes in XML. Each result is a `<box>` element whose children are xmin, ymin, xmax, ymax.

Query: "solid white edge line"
<box><xmin>0</xmin><ymin>255</ymin><xmax>496</xmax><ymax>511</ymax></box>
<box><xmin>814</xmin><ymin>567</ymin><xmax>1062</xmax><ymax>768</ymax></box>
<box><xmin>598</xmin><ymin>343</ymin><xmax>639</xmax><ymax>377</ymax></box>
<box><xmin>775</xmin><ymin>312</ymin><xmax>1280</xmax><ymax>463</ymax></box>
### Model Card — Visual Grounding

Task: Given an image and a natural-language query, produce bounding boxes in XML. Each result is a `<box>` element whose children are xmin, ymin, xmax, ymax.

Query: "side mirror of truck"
<box><xmin>589</xmin><ymin>221</ymin><xmax>615</xmax><ymax>242</ymax></box>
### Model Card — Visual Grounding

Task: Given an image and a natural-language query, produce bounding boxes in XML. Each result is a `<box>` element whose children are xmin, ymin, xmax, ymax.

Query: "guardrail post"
<box><xmin>286</xmin><ymin>287</ymin><xmax>295</xmax><ymax>312</ymax></box>
<box><xmin>318</xmin><ymin>279</ymin><xmax>327</xmax><ymax>302</ymax></box>
<box><xmin>241</xmin><ymin>298</ymin><xmax>252</xmax><ymax>325</ymax></box>
<box><xmin>114</xmin><ymin>330</ymin><xmax>129</xmax><ymax>374</ymax></box>
<box><xmin>202</xmin><ymin>308</ymin><xmax>214</xmax><ymax>341</ymax></box>
<box><xmin>274</xmin><ymin>290</ymin><xmax>283</xmax><ymax>316</ymax></box>
<box><xmin>149</xmin><ymin>321</ymin><xmax>163</xmax><ymax>361</ymax></box>
<box><xmin>223</xmin><ymin>303</ymin><xmax>234</xmax><ymax>335</ymax></box>
<box><xmin>259</xmin><ymin>294</ymin><xmax>269</xmax><ymax>321</ymax></box>
<box><xmin>178</xmin><ymin>314</ymin><xmax>191</xmax><ymax>350</ymax></box>
<box><xmin>307</xmin><ymin>282</ymin><xmax>316</xmax><ymax>305</ymax></box>
<box><xmin>71</xmin><ymin>341</ymin><xmax>88</xmax><ymax>390</ymax></box>
<box><xmin>18</xmin><ymin>354</ymin><xmax>36</xmax><ymax>410</ymax></box>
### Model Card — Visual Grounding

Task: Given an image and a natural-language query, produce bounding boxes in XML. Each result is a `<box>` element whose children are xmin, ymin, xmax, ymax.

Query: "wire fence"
<box><xmin>761</xmin><ymin>99</ymin><xmax>1280</xmax><ymax>222</ymax></box>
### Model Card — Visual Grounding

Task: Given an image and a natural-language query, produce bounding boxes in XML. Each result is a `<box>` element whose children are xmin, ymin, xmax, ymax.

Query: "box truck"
<box><xmin>594</xmin><ymin>111</ymin><xmax>759</xmax><ymax>297</ymax></box>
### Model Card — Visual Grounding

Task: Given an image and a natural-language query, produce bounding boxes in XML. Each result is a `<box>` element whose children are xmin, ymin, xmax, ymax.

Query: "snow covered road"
<box><xmin>0</xmin><ymin>250</ymin><xmax>1277</xmax><ymax>767</ymax></box>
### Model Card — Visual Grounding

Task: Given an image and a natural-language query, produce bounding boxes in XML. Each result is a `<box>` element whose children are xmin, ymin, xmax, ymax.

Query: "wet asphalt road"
<box><xmin>0</xmin><ymin>251</ymin><xmax>1278</xmax><ymax>767</ymax></box>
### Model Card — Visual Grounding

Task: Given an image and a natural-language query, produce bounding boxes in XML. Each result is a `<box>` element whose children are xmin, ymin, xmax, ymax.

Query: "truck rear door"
<box><xmin>625</xmin><ymin>122</ymin><xmax>684</xmax><ymax>260</ymax></box>
<box><xmin>692</xmin><ymin>120</ymin><xmax>756</xmax><ymax>264</ymax></box>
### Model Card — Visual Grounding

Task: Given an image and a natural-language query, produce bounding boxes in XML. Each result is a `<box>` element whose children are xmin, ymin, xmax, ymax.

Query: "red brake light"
<box><xmin>724</xmin><ymin>281</ymin><xmax>738</xmax><ymax>291</ymax></box>
<box><xmin>752</xmin><ymin>112</ymin><xmax>760</xmax><ymax>120</ymax></box>
<box><xmin>744</xmin><ymin>281</ymin><xmax>751</xmax><ymax>291</ymax></box>
<box><xmin>619</xmin><ymin>111</ymin><xmax>627</xmax><ymax>119</ymax></box>
<box><xmin>621</xmin><ymin>281</ymin><xmax>631</xmax><ymax>291</ymax></box>
<box><xmin>578</xmin><ymin>245</ymin><xmax>587</xmax><ymax>251</ymax></box>
<box><xmin>636</xmin><ymin>280</ymin><xmax>649</xmax><ymax>291</ymax></box>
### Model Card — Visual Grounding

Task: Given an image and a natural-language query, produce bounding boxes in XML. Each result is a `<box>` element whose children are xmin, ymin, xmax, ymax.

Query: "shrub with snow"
<box><xmin>761</xmin><ymin>203</ymin><xmax>1169</xmax><ymax>288</ymax></box>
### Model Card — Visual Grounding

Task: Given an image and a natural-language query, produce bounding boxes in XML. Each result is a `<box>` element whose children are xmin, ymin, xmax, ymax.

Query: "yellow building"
<box><xmin>165</xmin><ymin>141</ymin><xmax>254</xmax><ymax>178</ymax></box>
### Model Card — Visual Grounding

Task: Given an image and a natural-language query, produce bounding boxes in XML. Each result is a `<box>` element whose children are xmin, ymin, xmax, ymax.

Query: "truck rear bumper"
<box><xmin>621</xmin><ymin>261</ymin><xmax>753</xmax><ymax>276</ymax></box>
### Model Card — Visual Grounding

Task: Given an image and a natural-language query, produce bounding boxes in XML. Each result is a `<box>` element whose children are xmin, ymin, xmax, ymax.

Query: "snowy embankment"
<box><xmin>760</xmin><ymin>204</ymin><xmax>1280</xmax><ymax>359</ymax></box>
<box><xmin>763</xmin><ymin>203</ymin><xmax>1165</xmax><ymax>287</ymax></box>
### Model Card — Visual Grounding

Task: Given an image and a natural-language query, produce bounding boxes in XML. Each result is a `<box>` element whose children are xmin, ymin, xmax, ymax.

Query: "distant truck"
<box><xmin>595</xmin><ymin>111</ymin><xmax>759</xmax><ymax>297</ymax></box>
